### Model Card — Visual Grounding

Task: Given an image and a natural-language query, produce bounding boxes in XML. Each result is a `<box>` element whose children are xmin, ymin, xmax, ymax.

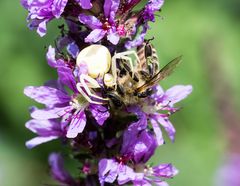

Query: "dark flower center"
<box><xmin>102</xmin><ymin>20</ymin><xmax>112</xmax><ymax>30</ymax></box>
<box><xmin>115</xmin><ymin>155</ymin><xmax>130</xmax><ymax>164</ymax></box>
<box><xmin>102</xmin><ymin>18</ymin><xmax>112</xmax><ymax>30</ymax></box>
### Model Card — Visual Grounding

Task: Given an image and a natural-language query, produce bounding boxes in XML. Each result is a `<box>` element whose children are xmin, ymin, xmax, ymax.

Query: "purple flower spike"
<box><xmin>49</xmin><ymin>153</ymin><xmax>77</xmax><ymax>185</ymax></box>
<box><xmin>21</xmin><ymin>0</ymin><xmax>192</xmax><ymax>184</ymax></box>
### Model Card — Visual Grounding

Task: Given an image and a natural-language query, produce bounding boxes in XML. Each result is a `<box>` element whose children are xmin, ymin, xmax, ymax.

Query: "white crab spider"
<box><xmin>76</xmin><ymin>45</ymin><xmax>111</xmax><ymax>104</ymax></box>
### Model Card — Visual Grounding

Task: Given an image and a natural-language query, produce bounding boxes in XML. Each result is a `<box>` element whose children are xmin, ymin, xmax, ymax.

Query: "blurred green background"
<box><xmin>0</xmin><ymin>0</ymin><xmax>240</xmax><ymax>185</ymax></box>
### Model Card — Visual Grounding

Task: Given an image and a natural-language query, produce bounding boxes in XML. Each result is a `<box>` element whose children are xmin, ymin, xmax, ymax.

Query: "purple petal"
<box><xmin>67</xmin><ymin>42</ymin><xmax>79</xmax><ymax>58</ymax></box>
<box><xmin>148</xmin><ymin>0</ymin><xmax>164</xmax><ymax>12</ymax></box>
<box><xmin>121</xmin><ymin>129</ymin><xmax>157</xmax><ymax>163</ymax></box>
<box><xmin>107</xmin><ymin>28</ymin><xmax>120</xmax><ymax>45</ymax></box>
<box><xmin>66</xmin><ymin>111</ymin><xmax>86</xmax><ymax>138</ymax></box>
<box><xmin>144</xmin><ymin>0</ymin><xmax>164</xmax><ymax>22</ymax></box>
<box><xmin>44</xmin><ymin>79</ymin><xmax>67</xmax><ymax>94</ymax></box>
<box><xmin>26</xmin><ymin>136</ymin><xmax>59</xmax><ymax>149</ymax></box>
<box><xmin>49</xmin><ymin>153</ymin><xmax>76</xmax><ymax>185</ymax></box>
<box><xmin>151</xmin><ymin>85</ymin><xmax>165</xmax><ymax>102</ymax></box>
<box><xmin>121</xmin><ymin>129</ymin><xmax>138</xmax><ymax>156</ymax></box>
<box><xmin>52</xmin><ymin>0</ymin><xmax>68</xmax><ymax>18</ymax></box>
<box><xmin>57</xmin><ymin>66</ymin><xmax>78</xmax><ymax>92</ymax></box>
<box><xmin>25</xmin><ymin>119</ymin><xmax>62</xmax><ymax>136</ymax></box>
<box><xmin>215</xmin><ymin>154</ymin><xmax>240</xmax><ymax>186</ymax></box>
<box><xmin>154</xmin><ymin>114</ymin><xmax>176</xmax><ymax>142</ymax></box>
<box><xmin>118</xmin><ymin>165</ymin><xmax>135</xmax><ymax>185</ymax></box>
<box><xmin>85</xmin><ymin>29</ymin><xmax>106</xmax><ymax>43</ymax></box>
<box><xmin>20</xmin><ymin>0</ymin><xmax>28</xmax><ymax>9</ymax></box>
<box><xmin>164</xmin><ymin>85</ymin><xmax>193</xmax><ymax>106</ymax></box>
<box><xmin>76</xmin><ymin>63</ymin><xmax>88</xmax><ymax>76</ymax></box>
<box><xmin>104</xmin><ymin>0</ymin><xmax>120</xmax><ymax>21</ymax></box>
<box><xmin>133</xmin><ymin>131</ymin><xmax>157</xmax><ymax>163</ymax></box>
<box><xmin>152</xmin><ymin>164</ymin><xmax>178</xmax><ymax>178</ymax></box>
<box><xmin>88</xmin><ymin>104</ymin><xmax>110</xmax><ymax>126</ymax></box>
<box><xmin>79</xmin><ymin>14</ymin><xmax>102</xmax><ymax>29</ymax></box>
<box><xmin>76</xmin><ymin>0</ymin><xmax>92</xmax><ymax>9</ymax></box>
<box><xmin>31</xmin><ymin>106</ymin><xmax>70</xmax><ymax>120</ymax></box>
<box><xmin>150</xmin><ymin>118</ymin><xmax>164</xmax><ymax>145</ymax></box>
<box><xmin>125</xmin><ymin>24</ymin><xmax>149</xmax><ymax>49</ymax></box>
<box><xmin>133</xmin><ymin>177</ymin><xmax>152</xmax><ymax>186</ymax></box>
<box><xmin>127</xmin><ymin>106</ymin><xmax>148</xmax><ymax>131</ymax></box>
<box><xmin>37</xmin><ymin>19</ymin><xmax>48</xmax><ymax>37</ymax></box>
<box><xmin>98</xmin><ymin>159</ymin><xmax>118</xmax><ymax>184</ymax></box>
<box><xmin>46</xmin><ymin>46</ymin><xmax>78</xmax><ymax>92</ymax></box>
<box><xmin>24</xmin><ymin>86</ymin><xmax>71</xmax><ymax>106</ymax></box>
<box><xmin>46</xmin><ymin>46</ymin><xmax>56</xmax><ymax>66</ymax></box>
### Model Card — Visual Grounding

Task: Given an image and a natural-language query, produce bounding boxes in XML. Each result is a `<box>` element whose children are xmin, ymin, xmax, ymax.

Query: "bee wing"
<box><xmin>136</xmin><ymin>55</ymin><xmax>182</xmax><ymax>93</ymax></box>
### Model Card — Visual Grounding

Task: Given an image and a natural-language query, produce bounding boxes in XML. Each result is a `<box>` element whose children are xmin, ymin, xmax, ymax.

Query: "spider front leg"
<box><xmin>117</xmin><ymin>51</ymin><xmax>140</xmax><ymax>65</ymax></box>
<box><xmin>77</xmin><ymin>74</ymin><xmax>108</xmax><ymax>105</ymax></box>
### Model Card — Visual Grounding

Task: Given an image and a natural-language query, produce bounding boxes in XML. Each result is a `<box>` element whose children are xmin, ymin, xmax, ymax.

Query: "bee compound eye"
<box><xmin>145</xmin><ymin>44</ymin><xmax>153</xmax><ymax>57</ymax></box>
<box><xmin>76</xmin><ymin>45</ymin><xmax>111</xmax><ymax>78</ymax></box>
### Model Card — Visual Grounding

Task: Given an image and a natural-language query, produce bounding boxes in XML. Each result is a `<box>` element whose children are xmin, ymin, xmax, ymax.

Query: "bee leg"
<box><xmin>133</xmin><ymin>72</ymin><xmax>139</xmax><ymax>82</ymax></box>
<box><xmin>122</xmin><ymin>61</ymin><xmax>133</xmax><ymax>77</ymax></box>
<box><xmin>107</xmin><ymin>93</ymin><xmax>124</xmax><ymax>108</ymax></box>
<box><xmin>153</xmin><ymin>62</ymin><xmax>159</xmax><ymax>75</ymax></box>
<box><xmin>139</xmin><ymin>70</ymin><xmax>151</xmax><ymax>80</ymax></box>
<box><xmin>116</xmin><ymin>84</ymin><xmax>125</xmax><ymax>96</ymax></box>
<box><xmin>118</xmin><ymin>59</ymin><xmax>129</xmax><ymax>77</ymax></box>
<box><xmin>136</xmin><ymin>88</ymin><xmax>153</xmax><ymax>98</ymax></box>
<box><xmin>114</xmin><ymin>50</ymin><xmax>140</xmax><ymax>65</ymax></box>
<box><xmin>148</xmin><ymin>63</ymin><xmax>154</xmax><ymax>77</ymax></box>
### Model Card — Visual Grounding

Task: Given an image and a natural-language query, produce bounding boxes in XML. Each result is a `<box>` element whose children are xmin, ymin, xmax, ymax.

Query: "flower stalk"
<box><xmin>21</xmin><ymin>0</ymin><xmax>192</xmax><ymax>185</ymax></box>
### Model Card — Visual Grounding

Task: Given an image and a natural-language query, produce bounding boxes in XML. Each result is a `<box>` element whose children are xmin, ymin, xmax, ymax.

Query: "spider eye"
<box><xmin>76</xmin><ymin>45</ymin><xmax>111</xmax><ymax>78</ymax></box>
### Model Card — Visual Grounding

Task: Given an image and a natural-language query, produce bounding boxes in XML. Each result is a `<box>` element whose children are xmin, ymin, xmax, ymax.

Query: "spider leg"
<box><xmin>115</xmin><ymin>50</ymin><xmax>140</xmax><ymax>65</ymax></box>
<box><xmin>79</xmin><ymin>74</ymin><xmax>108</xmax><ymax>102</ymax></box>
<box><xmin>76</xmin><ymin>83</ymin><xmax>106</xmax><ymax>105</ymax></box>
<box><xmin>112</xmin><ymin>54</ymin><xmax>134</xmax><ymax>80</ymax></box>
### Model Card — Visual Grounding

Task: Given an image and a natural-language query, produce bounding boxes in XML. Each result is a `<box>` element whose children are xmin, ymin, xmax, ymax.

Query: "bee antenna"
<box><xmin>145</xmin><ymin>37</ymin><xmax>155</xmax><ymax>44</ymax></box>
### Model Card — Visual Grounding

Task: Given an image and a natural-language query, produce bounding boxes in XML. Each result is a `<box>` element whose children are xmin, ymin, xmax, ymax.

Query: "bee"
<box><xmin>103</xmin><ymin>41</ymin><xmax>182</xmax><ymax>107</ymax></box>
